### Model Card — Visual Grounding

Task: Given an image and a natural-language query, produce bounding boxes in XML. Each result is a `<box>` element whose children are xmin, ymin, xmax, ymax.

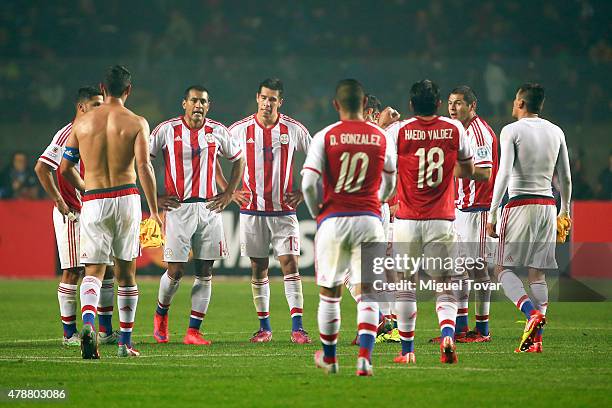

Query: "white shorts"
<box><xmin>52</xmin><ymin>206</ymin><xmax>82</xmax><ymax>269</ymax></box>
<box><xmin>240</xmin><ymin>213</ymin><xmax>300</xmax><ymax>258</ymax></box>
<box><xmin>316</xmin><ymin>215</ymin><xmax>385</xmax><ymax>288</ymax></box>
<box><xmin>80</xmin><ymin>185</ymin><xmax>141</xmax><ymax>265</ymax></box>
<box><xmin>454</xmin><ymin>209</ymin><xmax>496</xmax><ymax>262</ymax></box>
<box><xmin>392</xmin><ymin>218</ymin><xmax>461</xmax><ymax>277</ymax></box>
<box><xmin>164</xmin><ymin>201</ymin><xmax>228</xmax><ymax>262</ymax></box>
<box><xmin>497</xmin><ymin>198</ymin><xmax>557</xmax><ymax>269</ymax></box>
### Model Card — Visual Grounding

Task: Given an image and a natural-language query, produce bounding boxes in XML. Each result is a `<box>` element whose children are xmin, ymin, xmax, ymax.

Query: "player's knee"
<box><xmin>167</xmin><ymin>263</ymin><xmax>186</xmax><ymax>280</ymax></box>
<box><xmin>279</xmin><ymin>255</ymin><xmax>299</xmax><ymax>275</ymax></box>
<box><xmin>63</xmin><ymin>268</ymin><xmax>82</xmax><ymax>285</ymax></box>
<box><xmin>194</xmin><ymin>260</ymin><xmax>214</xmax><ymax>277</ymax></box>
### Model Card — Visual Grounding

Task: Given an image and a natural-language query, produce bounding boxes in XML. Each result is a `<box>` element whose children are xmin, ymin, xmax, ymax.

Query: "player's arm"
<box><xmin>380</xmin><ymin>130</ymin><xmax>397</xmax><ymax>202</ymax></box>
<box><xmin>555</xmin><ymin>130</ymin><xmax>572</xmax><ymax>217</ymax></box>
<box><xmin>455</xmin><ymin>125</ymin><xmax>475</xmax><ymax>179</ymax></box>
<box><xmin>487</xmin><ymin>127</ymin><xmax>515</xmax><ymax>237</ymax></box>
<box><xmin>377</xmin><ymin>107</ymin><xmax>400</xmax><ymax>129</ymax></box>
<box><xmin>59</xmin><ymin>130</ymin><xmax>85</xmax><ymax>194</ymax></box>
<box><xmin>301</xmin><ymin>131</ymin><xmax>326</xmax><ymax>218</ymax></box>
<box><xmin>135</xmin><ymin>117</ymin><xmax>161</xmax><ymax>226</ymax></box>
<box><xmin>284</xmin><ymin>124</ymin><xmax>313</xmax><ymax>208</ymax></box>
<box><xmin>35</xmin><ymin>159</ymin><xmax>70</xmax><ymax>215</ymax></box>
<box><xmin>148</xmin><ymin>123</ymin><xmax>180</xmax><ymax>211</ymax></box>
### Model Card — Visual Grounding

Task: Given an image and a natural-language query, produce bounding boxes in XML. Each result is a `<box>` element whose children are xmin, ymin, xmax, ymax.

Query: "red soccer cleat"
<box><xmin>517</xmin><ymin>311</ymin><xmax>546</xmax><ymax>352</ymax></box>
<box><xmin>290</xmin><ymin>329</ymin><xmax>312</xmax><ymax>344</ymax></box>
<box><xmin>457</xmin><ymin>328</ymin><xmax>491</xmax><ymax>343</ymax></box>
<box><xmin>393</xmin><ymin>351</ymin><xmax>416</xmax><ymax>364</ymax></box>
<box><xmin>515</xmin><ymin>341</ymin><xmax>543</xmax><ymax>353</ymax></box>
<box><xmin>250</xmin><ymin>329</ymin><xmax>273</xmax><ymax>343</ymax></box>
<box><xmin>356</xmin><ymin>357</ymin><xmax>373</xmax><ymax>376</ymax></box>
<box><xmin>351</xmin><ymin>333</ymin><xmax>360</xmax><ymax>346</ymax></box>
<box><xmin>153</xmin><ymin>312</ymin><xmax>169</xmax><ymax>343</ymax></box>
<box><xmin>183</xmin><ymin>328</ymin><xmax>212</xmax><ymax>345</ymax></box>
<box><xmin>440</xmin><ymin>336</ymin><xmax>458</xmax><ymax>364</ymax></box>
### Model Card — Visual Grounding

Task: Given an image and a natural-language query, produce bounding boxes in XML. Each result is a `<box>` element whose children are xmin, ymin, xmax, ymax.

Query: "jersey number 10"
<box><xmin>334</xmin><ymin>151</ymin><xmax>369</xmax><ymax>193</ymax></box>
<box><xmin>415</xmin><ymin>147</ymin><xmax>444</xmax><ymax>188</ymax></box>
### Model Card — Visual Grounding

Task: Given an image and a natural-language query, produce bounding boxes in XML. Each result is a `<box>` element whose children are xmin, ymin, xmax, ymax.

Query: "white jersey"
<box><xmin>229</xmin><ymin>114</ymin><xmax>311</xmax><ymax>214</ymax></box>
<box><xmin>489</xmin><ymin>117</ymin><xmax>571</xmax><ymax>224</ymax></box>
<box><xmin>149</xmin><ymin>116</ymin><xmax>242</xmax><ymax>201</ymax></box>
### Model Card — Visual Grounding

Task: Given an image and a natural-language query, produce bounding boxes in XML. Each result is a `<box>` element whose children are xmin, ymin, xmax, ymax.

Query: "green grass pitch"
<box><xmin>0</xmin><ymin>278</ymin><xmax>610</xmax><ymax>407</ymax></box>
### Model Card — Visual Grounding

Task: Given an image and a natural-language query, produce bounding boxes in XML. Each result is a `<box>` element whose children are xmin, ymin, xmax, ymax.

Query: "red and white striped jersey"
<box><xmin>455</xmin><ymin>115</ymin><xmax>498</xmax><ymax>210</ymax></box>
<box><xmin>38</xmin><ymin>122</ymin><xmax>84</xmax><ymax>211</ymax></box>
<box><xmin>150</xmin><ymin>116</ymin><xmax>242</xmax><ymax>201</ymax></box>
<box><xmin>229</xmin><ymin>114</ymin><xmax>311</xmax><ymax>213</ymax></box>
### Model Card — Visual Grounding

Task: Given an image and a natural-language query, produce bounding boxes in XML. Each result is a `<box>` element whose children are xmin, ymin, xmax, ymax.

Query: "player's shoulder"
<box><xmin>363</xmin><ymin>120</ymin><xmax>387</xmax><ymax>134</ymax></box>
<box><xmin>539</xmin><ymin>117</ymin><xmax>564</xmax><ymax>134</ymax></box>
<box><xmin>313</xmin><ymin>121</ymin><xmax>342</xmax><ymax>140</ymax></box>
<box><xmin>472</xmin><ymin>116</ymin><xmax>496</xmax><ymax>137</ymax></box>
<box><xmin>388</xmin><ymin>117</ymin><xmax>418</xmax><ymax>131</ymax></box>
<box><xmin>279</xmin><ymin>114</ymin><xmax>310</xmax><ymax>134</ymax></box>
<box><xmin>438</xmin><ymin>115</ymin><xmax>464</xmax><ymax>131</ymax></box>
<box><xmin>228</xmin><ymin>114</ymin><xmax>256</xmax><ymax>131</ymax></box>
<box><xmin>51</xmin><ymin>121</ymin><xmax>74</xmax><ymax>145</ymax></box>
<box><xmin>152</xmin><ymin>116</ymin><xmax>181</xmax><ymax>135</ymax></box>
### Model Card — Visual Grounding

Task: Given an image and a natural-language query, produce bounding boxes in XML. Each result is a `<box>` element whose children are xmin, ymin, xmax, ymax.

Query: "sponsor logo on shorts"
<box><xmin>81</xmin><ymin>252</ymin><xmax>87</xmax><ymax>258</ymax></box>
<box><xmin>505</xmin><ymin>255</ymin><xmax>514</xmax><ymax>262</ymax></box>
<box><xmin>164</xmin><ymin>248</ymin><xmax>173</xmax><ymax>257</ymax></box>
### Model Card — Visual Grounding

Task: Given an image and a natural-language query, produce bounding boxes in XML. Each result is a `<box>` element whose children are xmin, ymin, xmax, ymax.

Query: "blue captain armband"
<box><xmin>63</xmin><ymin>147</ymin><xmax>80</xmax><ymax>163</ymax></box>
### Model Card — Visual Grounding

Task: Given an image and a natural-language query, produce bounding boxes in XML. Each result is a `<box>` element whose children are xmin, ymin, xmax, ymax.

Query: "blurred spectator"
<box><xmin>0</xmin><ymin>152</ymin><xmax>40</xmax><ymax>199</ymax></box>
<box><xmin>596</xmin><ymin>151</ymin><xmax>612</xmax><ymax>200</ymax></box>
<box><xmin>570</xmin><ymin>151</ymin><xmax>594</xmax><ymax>200</ymax></box>
<box><xmin>484</xmin><ymin>53</ymin><xmax>509</xmax><ymax>118</ymax></box>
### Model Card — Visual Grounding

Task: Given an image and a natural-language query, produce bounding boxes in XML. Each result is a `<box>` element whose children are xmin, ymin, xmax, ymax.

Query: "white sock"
<box><xmin>475</xmin><ymin>277</ymin><xmax>492</xmax><ymax>323</ymax></box>
<box><xmin>283</xmin><ymin>273</ymin><xmax>304</xmax><ymax>318</ymax></box>
<box><xmin>157</xmin><ymin>271</ymin><xmax>180</xmax><ymax>311</ymax></box>
<box><xmin>357</xmin><ymin>301</ymin><xmax>379</xmax><ymax>338</ymax></box>
<box><xmin>529</xmin><ymin>279</ymin><xmax>548</xmax><ymax>315</ymax></box>
<box><xmin>455</xmin><ymin>277</ymin><xmax>470</xmax><ymax>324</ymax></box>
<box><xmin>58</xmin><ymin>283</ymin><xmax>77</xmax><ymax>332</ymax></box>
<box><xmin>318</xmin><ymin>294</ymin><xmax>341</xmax><ymax>345</ymax></box>
<box><xmin>97</xmin><ymin>278</ymin><xmax>114</xmax><ymax>332</ymax></box>
<box><xmin>191</xmin><ymin>276</ymin><xmax>212</xmax><ymax>322</ymax></box>
<box><xmin>436</xmin><ymin>293</ymin><xmax>458</xmax><ymax>336</ymax></box>
<box><xmin>251</xmin><ymin>277</ymin><xmax>270</xmax><ymax>320</ymax></box>
<box><xmin>499</xmin><ymin>270</ymin><xmax>530</xmax><ymax>309</ymax></box>
<box><xmin>395</xmin><ymin>290</ymin><xmax>417</xmax><ymax>341</ymax></box>
<box><xmin>80</xmin><ymin>276</ymin><xmax>101</xmax><ymax>326</ymax></box>
<box><xmin>117</xmin><ymin>285</ymin><xmax>139</xmax><ymax>345</ymax></box>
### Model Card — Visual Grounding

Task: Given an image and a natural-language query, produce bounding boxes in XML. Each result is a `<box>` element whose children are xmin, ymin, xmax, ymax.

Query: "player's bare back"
<box><xmin>73</xmin><ymin>102</ymin><xmax>148</xmax><ymax>190</ymax></box>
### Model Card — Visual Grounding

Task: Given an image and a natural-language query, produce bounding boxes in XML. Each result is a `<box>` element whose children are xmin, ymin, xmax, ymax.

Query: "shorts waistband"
<box><xmin>83</xmin><ymin>184</ymin><xmax>139</xmax><ymax>202</ymax></box>
<box><xmin>458</xmin><ymin>206</ymin><xmax>489</xmax><ymax>213</ymax></box>
<box><xmin>506</xmin><ymin>194</ymin><xmax>555</xmax><ymax>208</ymax></box>
<box><xmin>182</xmin><ymin>197</ymin><xmax>210</xmax><ymax>203</ymax></box>
<box><xmin>240</xmin><ymin>210</ymin><xmax>296</xmax><ymax>216</ymax></box>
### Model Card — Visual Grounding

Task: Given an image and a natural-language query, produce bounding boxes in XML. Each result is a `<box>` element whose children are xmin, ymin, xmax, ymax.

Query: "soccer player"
<box><xmin>486</xmin><ymin>83</ymin><xmax>571</xmax><ymax>353</ymax></box>
<box><xmin>386</xmin><ymin>80</ymin><xmax>474</xmax><ymax>364</ymax></box>
<box><xmin>35</xmin><ymin>87</ymin><xmax>118</xmax><ymax>346</ymax></box>
<box><xmin>151</xmin><ymin>85</ymin><xmax>244</xmax><ymax>345</ymax></box>
<box><xmin>228</xmin><ymin>78</ymin><xmax>312</xmax><ymax>344</ymax></box>
<box><xmin>60</xmin><ymin>65</ymin><xmax>161</xmax><ymax>358</ymax></box>
<box><xmin>443</xmin><ymin>85</ymin><xmax>498</xmax><ymax>342</ymax></box>
<box><xmin>303</xmin><ymin>79</ymin><xmax>396</xmax><ymax>376</ymax></box>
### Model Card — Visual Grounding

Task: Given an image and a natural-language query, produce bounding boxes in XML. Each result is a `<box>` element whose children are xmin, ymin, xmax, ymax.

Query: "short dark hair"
<box><xmin>409</xmin><ymin>79</ymin><xmax>440</xmax><ymax>116</ymax></box>
<box><xmin>75</xmin><ymin>86</ymin><xmax>103</xmax><ymax>104</ymax></box>
<box><xmin>517</xmin><ymin>83</ymin><xmax>545</xmax><ymax>114</ymax></box>
<box><xmin>184</xmin><ymin>85</ymin><xmax>211</xmax><ymax>101</ymax></box>
<box><xmin>365</xmin><ymin>94</ymin><xmax>382</xmax><ymax>113</ymax></box>
<box><xmin>104</xmin><ymin>65</ymin><xmax>131</xmax><ymax>97</ymax></box>
<box><xmin>258</xmin><ymin>78</ymin><xmax>284</xmax><ymax>97</ymax></box>
<box><xmin>335</xmin><ymin>79</ymin><xmax>365</xmax><ymax>113</ymax></box>
<box><xmin>450</xmin><ymin>85</ymin><xmax>477</xmax><ymax>105</ymax></box>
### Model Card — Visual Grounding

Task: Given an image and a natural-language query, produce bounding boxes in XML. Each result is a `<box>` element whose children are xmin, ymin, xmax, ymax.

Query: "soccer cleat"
<box><xmin>62</xmin><ymin>333</ymin><xmax>80</xmax><ymax>346</ymax></box>
<box><xmin>290</xmin><ymin>329</ymin><xmax>312</xmax><ymax>344</ymax></box>
<box><xmin>314</xmin><ymin>350</ymin><xmax>339</xmax><ymax>374</ymax></box>
<box><xmin>117</xmin><ymin>344</ymin><xmax>140</xmax><ymax>357</ymax></box>
<box><xmin>457</xmin><ymin>329</ymin><xmax>491</xmax><ymax>343</ymax></box>
<box><xmin>515</xmin><ymin>341</ymin><xmax>543</xmax><ymax>353</ymax></box>
<box><xmin>386</xmin><ymin>328</ymin><xmax>401</xmax><ymax>343</ymax></box>
<box><xmin>80</xmin><ymin>324</ymin><xmax>100</xmax><ymax>360</ymax></box>
<box><xmin>429</xmin><ymin>330</ymin><xmax>467</xmax><ymax>344</ymax></box>
<box><xmin>393</xmin><ymin>351</ymin><xmax>416</xmax><ymax>364</ymax></box>
<box><xmin>440</xmin><ymin>336</ymin><xmax>458</xmax><ymax>364</ymax></box>
<box><xmin>356</xmin><ymin>357</ymin><xmax>373</xmax><ymax>376</ymax></box>
<box><xmin>183</xmin><ymin>328</ymin><xmax>212</xmax><ymax>345</ymax></box>
<box><xmin>98</xmin><ymin>330</ymin><xmax>120</xmax><ymax>345</ymax></box>
<box><xmin>153</xmin><ymin>312</ymin><xmax>169</xmax><ymax>343</ymax></box>
<box><xmin>517</xmin><ymin>311</ymin><xmax>546</xmax><ymax>352</ymax></box>
<box><xmin>375</xmin><ymin>332</ymin><xmax>391</xmax><ymax>343</ymax></box>
<box><xmin>250</xmin><ymin>329</ymin><xmax>273</xmax><ymax>343</ymax></box>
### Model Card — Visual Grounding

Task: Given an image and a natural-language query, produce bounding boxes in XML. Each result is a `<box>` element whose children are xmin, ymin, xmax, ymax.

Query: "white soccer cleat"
<box><xmin>98</xmin><ymin>330</ymin><xmax>120</xmax><ymax>345</ymax></box>
<box><xmin>117</xmin><ymin>344</ymin><xmax>140</xmax><ymax>357</ymax></box>
<box><xmin>356</xmin><ymin>357</ymin><xmax>373</xmax><ymax>376</ymax></box>
<box><xmin>62</xmin><ymin>333</ymin><xmax>80</xmax><ymax>346</ymax></box>
<box><xmin>314</xmin><ymin>350</ymin><xmax>339</xmax><ymax>374</ymax></box>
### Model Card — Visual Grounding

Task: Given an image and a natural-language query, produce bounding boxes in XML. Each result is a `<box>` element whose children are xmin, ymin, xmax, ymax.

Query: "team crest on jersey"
<box><xmin>280</xmin><ymin>133</ymin><xmax>289</xmax><ymax>144</ymax></box>
<box><xmin>52</xmin><ymin>147</ymin><xmax>59</xmax><ymax>153</ymax></box>
<box><xmin>477</xmin><ymin>146</ymin><xmax>488</xmax><ymax>159</ymax></box>
<box><xmin>205</xmin><ymin>133</ymin><xmax>215</xmax><ymax>144</ymax></box>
